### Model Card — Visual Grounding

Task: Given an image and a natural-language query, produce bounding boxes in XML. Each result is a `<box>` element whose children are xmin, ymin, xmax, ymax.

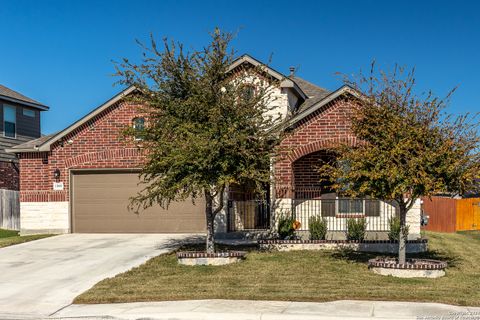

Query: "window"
<box><xmin>3</xmin><ymin>105</ymin><xmax>16</xmax><ymax>138</ymax></box>
<box><xmin>338</xmin><ymin>199</ymin><xmax>364</xmax><ymax>215</ymax></box>
<box><xmin>132</xmin><ymin>117</ymin><xmax>145</xmax><ymax>140</ymax></box>
<box><xmin>240</xmin><ymin>85</ymin><xmax>255</xmax><ymax>102</ymax></box>
<box><xmin>336</xmin><ymin>198</ymin><xmax>381</xmax><ymax>217</ymax></box>
<box><xmin>23</xmin><ymin>108</ymin><xmax>35</xmax><ymax>117</ymax></box>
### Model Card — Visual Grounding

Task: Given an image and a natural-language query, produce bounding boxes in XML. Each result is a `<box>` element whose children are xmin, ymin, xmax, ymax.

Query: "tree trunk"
<box><xmin>398</xmin><ymin>205</ymin><xmax>407</xmax><ymax>264</ymax></box>
<box><xmin>205</xmin><ymin>190</ymin><xmax>215</xmax><ymax>253</ymax></box>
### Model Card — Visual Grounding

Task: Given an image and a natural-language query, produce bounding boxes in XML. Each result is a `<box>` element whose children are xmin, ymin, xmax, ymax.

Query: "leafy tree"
<box><xmin>115</xmin><ymin>29</ymin><xmax>281</xmax><ymax>253</ymax></box>
<box><xmin>319</xmin><ymin>64</ymin><xmax>480</xmax><ymax>263</ymax></box>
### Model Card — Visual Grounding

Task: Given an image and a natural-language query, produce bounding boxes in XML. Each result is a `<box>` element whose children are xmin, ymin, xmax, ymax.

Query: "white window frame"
<box><xmin>132</xmin><ymin>117</ymin><xmax>145</xmax><ymax>141</ymax></box>
<box><xmin>3</xmin><ymin>105</ymin><xmax>16</xmax><ymax>139</ymax></box>
<box><xmin>23</xmin><ymin>108</ymin><xmax>35</xmax><ymax>117</ymax></box>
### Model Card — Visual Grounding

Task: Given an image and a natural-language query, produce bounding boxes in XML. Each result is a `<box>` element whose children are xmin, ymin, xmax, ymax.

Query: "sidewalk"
<box><xmin>50</xmin><ymin>300</ymin><xmax>480</xmax><ymax>320</ymax></box>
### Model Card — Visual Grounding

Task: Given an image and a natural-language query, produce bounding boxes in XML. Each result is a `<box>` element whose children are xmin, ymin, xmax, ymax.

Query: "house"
<box><xmin>7</xmin><ymin>55</ymin><xmax>421</xmax><ymax>238</ymax></box>
<box><xmin>0</xmin><ymin>84</ymin><xmax>49</xmax><ymax>191</ymax></box>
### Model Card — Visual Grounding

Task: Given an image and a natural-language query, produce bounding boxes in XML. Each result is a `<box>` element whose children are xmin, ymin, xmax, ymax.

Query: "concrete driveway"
<box><xmin>0</xmin><ymin>233</ymin><xmax>201</xmax><ymax>318</ymax></box>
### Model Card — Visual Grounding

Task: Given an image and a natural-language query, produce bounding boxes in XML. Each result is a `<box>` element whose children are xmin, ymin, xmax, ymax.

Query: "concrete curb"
<box><xmin>48</xmin><ymin>299</ymin><xmax>480</xmax><ymax>320</ymax></box>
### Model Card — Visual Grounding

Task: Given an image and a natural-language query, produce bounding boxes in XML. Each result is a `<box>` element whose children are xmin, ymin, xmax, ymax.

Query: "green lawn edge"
<box><xmin>0</xmin><ymin>229</ymin><xmax>55</xmax><ymax>248</ymax></box>
<box><xmin>74</xmin><ymin>231</ymin><xmax>480</xmax><ymax>306</ymax></box>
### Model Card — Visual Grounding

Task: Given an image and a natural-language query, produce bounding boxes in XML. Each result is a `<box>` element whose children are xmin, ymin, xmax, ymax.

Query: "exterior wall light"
<box><xmin>53</xmin><ymin>168</ymin><xmax>61</xmax><ymax>181</ymax></box>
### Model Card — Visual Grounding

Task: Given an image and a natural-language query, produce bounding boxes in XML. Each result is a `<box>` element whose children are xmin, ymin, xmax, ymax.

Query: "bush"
<box><xmin>309</xmin><ymin>216</ymin><xmax>328</xmax><ymax>240</ymax></box>
<box><xmin>278</xmin><ymin>215</ymin><xmax>295</xmax><ymax>239</ymax></box>
<box><xmin>346</xmin><ymin>218</ymin><xmax>367</xmax><ymax>241</ymax></box>
<box><xmin>388</xmin><ymin>216</ymin><xmax>410</xmax><ymax>241</ymax></box>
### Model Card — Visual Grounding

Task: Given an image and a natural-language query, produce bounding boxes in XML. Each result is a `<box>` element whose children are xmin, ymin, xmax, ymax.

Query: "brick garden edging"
<box><xmin>258</xmin><ymin>239</ymin><xmax>428</xmax><ymax>253</ymax></box>
<box><xmin>177</xmin><ymin>251</ymin><xmax>247</xmax><ymax>266</ymax></box>
<box><xmin>368</xmin><ymin>257</ymin><xmax>447</xmax><ymax>278</ymax></box>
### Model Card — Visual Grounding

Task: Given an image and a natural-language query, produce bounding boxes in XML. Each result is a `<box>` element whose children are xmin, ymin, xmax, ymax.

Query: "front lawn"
<box><xmin>0</xmin><ymin>229</ymin><xmax>54</xmax><ymax>248</ymax></box>
<box><xmin>75</xmin><ymin>231</ymin><xmax>480</xmax><ymax>306</ymax></box>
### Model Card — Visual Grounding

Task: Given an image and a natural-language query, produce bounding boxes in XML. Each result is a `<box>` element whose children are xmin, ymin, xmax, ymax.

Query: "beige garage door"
<box><xmin>72</xmin><ymin>171</ymin><xmax>206</xmax><ymax>233</ymax></box>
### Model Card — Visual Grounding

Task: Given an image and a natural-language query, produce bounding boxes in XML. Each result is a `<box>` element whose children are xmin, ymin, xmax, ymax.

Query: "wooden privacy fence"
<box><xmin>0</xmin><ymin>189</ymin><xmax>20</xmax><ymax>230</ymax></box>
<box><xmin>422</xmin><ymin>197</ymin><xmax>480</xmax><ymax>233</ymax></box>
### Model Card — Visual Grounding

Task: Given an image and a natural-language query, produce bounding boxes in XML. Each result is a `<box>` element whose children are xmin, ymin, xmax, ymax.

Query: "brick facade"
<box><xmin>274</xmin><ymin>96</ymin><xmax>358</xmax><ymax>197</ymax></box>
<box><xmin>17</xmin><ymin>95</ymin><xmax>358</xmax><ymax>201</ymax></box>
<box><xmin>292</xmin><ymin>150</ymin><xmax>335</xmax><ymax>190</ymax></box>
<box><xmin>18</xmin><ymin>101</ymin><xmax>144</xmax><ymax>202</ymax></box>
<box><xmin>0</xmin><ymin>160</ymin><xmax>19</xmax><ymax>190</ymax></box>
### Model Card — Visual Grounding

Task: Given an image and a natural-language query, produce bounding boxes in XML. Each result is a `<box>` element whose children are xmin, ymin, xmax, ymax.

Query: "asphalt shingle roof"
<box><xmin>291</xmin><ymin>76</ymin><xmax>331</xmax><ymax>114</ymax></box>
<box><xmin>0</xmin><ymin>84</ymin><xmax>48</xmax><ymax>109</ymax></box>
<box><xmin>9</xmin><ymin>133</ymin><xmax>56</xmax><ymax>150</ymax></box>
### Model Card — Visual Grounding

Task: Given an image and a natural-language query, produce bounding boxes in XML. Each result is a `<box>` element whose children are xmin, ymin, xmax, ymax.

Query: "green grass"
<box><xmin>75</xmin><ymin>231</ymin><xmax>480</xmax><ymax>306</ymax></box>
<box><xmin>0</xmin><ymin>229</ymin><xmax>54</xmax><ymax>248</ymax></box>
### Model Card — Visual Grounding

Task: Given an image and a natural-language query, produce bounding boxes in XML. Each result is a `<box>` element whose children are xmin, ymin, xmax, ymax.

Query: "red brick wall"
<box><xmin>292</xmin><ymin>150</ymin><xmax>336</xmax><ymax>190</ymax></box>
<box><xmin>275</xmin><ymin>96</ymin><xmax>358</xmax><ymax>197</ymax></box>
<box><xmin>0</xmin><ymin>161</ymin><xmax>19</xmax><ymax>190</ymax></box>
<box><xmin>19</xmin><ymin>101</ymin><xmax>145</xmax><ymax>202</ymax></box>
<box><xmin>18</xmin><ymin>95</ymin><xmax>358</xmax><ymax>201</ymax></box>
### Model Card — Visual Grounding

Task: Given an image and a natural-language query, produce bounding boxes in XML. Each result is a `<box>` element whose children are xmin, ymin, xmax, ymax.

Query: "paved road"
<box><xmin>0</xmin><ymin>233</ymin><xmax>201</xmax><ymax>318</ymax></box>
<box><xmin>52</xmin><ymin>300</ymin><xmax>480</xmax><ymax>320</ymax></box>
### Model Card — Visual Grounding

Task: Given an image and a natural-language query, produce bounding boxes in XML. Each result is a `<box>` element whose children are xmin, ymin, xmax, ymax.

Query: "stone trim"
<box><xmin>368</xmin><ymin>258</ymin><xmax>447</xmax><ymax>270</ymax></box>
<box><xmin>176</xmin><ymin>251</ymin><xmax>247</xmax><ymax>258</ymax></box>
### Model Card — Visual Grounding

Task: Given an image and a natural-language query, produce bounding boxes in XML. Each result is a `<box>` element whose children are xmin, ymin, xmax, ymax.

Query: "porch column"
<box><xmin>406</xmin><ymin>199</ymin><xmax>422</xmax><ymax>240</ymax></box>
<box><xmin>213</xmin><ymin>187</ymin><xmax>229</xmax><ymax>234</ymax></box>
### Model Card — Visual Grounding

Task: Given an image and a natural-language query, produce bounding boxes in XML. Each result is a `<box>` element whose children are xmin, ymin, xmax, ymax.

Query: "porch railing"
<box><xmin>292</xmin><ymin>198</ymin><xmax>397</xmax><ymax>232</ymax></box>
<box><xmin>226</xmin><ymin>186</ymin><xmax>399</xmax><ymax>233</ymax></box>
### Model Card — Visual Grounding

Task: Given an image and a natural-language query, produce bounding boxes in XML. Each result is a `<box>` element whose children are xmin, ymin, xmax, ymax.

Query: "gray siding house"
<box><xmin>0</xmin><ymin>84</ymin><xmax>48</xmax><ymax>190</ymax></box>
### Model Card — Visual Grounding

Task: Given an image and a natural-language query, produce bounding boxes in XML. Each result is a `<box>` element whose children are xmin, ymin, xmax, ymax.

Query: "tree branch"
<box><xmin>212</xmin><ymin>184</ymin><xmax>226</xmax><ymax>216</ymax></box>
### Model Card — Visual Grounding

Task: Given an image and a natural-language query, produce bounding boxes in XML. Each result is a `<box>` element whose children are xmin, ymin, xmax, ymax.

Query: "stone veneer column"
<box><xmin>406</xmin><ymin>198</ymin><xmax>422</xmax><ymax>240</ymax></box>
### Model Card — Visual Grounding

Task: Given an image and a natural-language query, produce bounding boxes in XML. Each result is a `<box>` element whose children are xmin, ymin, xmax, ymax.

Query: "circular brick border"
<box><xmin>177</xmin><ymin>251</ymin><xmax>247</xmax><ymax>266</ymax></box>
<box><xmin>368</xmin><ymin>258</ymin><xmax>447</xmax><ymax>270</ymax></box>
<box><xmin>368</xmin><ymin>258</ymin><xmax>447</xmax><ymax>278</ymax></box>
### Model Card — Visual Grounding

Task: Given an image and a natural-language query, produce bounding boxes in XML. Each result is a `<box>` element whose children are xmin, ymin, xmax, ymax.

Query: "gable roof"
<box><xmin>0</xmin><ymin>84</ymin><xmax>49</xmax><ymax>110</ymax></box>
<box><xmin>6</xmin><ymin>86</ymin><xmax>136</xmax><ymax>153</ymax></box>
<box><xmin>286</xmin><ymin>85</ymin><xmax>360</xmax><ymax>127</ymax></box>
<box><xmin>228</xmin><ymin>54</ymin><xmax>308</xmax><ymax>100</ymax></box>
<box><xmin>7</xmin><ymin>57</ymin><xmax>361</xmax><ymax>154</ymax></box>
<box><xmin>8</xmin><ymin>133</ymin><xmax>57</xmax><ymax>152</ymax></box>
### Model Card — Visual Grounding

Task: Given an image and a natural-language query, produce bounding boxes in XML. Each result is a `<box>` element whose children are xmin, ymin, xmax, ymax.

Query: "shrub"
<box><xmin>278</xmin><ymin>215</ymin><xmax>295</xmax><ymax>239</ymax></box>
<box><xmin>346</xmin><ymin>218</ymin><xmax>367</xmax><ymax>241</ymax></box>
<box><xmin>388</xmin><ymin>216</ymin><xmax>410</xmax><ymax>241</ymax></box>
<box><xmin>309</xmin><ymin>216</ymin><xmax>328</xmax><ymax>240</ymax></box>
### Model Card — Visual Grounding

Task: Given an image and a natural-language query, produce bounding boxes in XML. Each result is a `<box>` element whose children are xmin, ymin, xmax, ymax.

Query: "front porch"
<box><xmin>225</xmin><ymin>192</ymin><xmax>408</xmax><ymax>240</ymax></box>
<box><xmin>222</xmin><ymin>148</ymin><xmax>421</xmax><ymax>240</ymax></box>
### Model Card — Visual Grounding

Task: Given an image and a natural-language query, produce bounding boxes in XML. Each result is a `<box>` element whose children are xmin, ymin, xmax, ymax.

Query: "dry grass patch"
<box><xmin>75</xmin><ymin>231</ymin><xmax>480</xmax><ymax>306</ymax></box>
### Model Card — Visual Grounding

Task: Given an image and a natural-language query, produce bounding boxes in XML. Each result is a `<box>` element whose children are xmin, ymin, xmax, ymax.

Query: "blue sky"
<box><xmin>0</xmin><ymin>0</ymin><xmax>479</xmax><ymax>134</ymax></box>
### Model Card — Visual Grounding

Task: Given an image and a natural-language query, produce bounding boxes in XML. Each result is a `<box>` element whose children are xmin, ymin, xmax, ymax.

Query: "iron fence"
<box><xmin>291</xmin><ymin>198</ymin><xmax>398</xmax><ymax>232</ymax></box>
<box><xmin>227</xmin><ymin>199</ymin><xmax>270</xmax><ymax>232</ymax></box>
<box><xmin>226</xmin><ymin>186</ymin><xmax>400</xmax><ymax>234</ymax></box>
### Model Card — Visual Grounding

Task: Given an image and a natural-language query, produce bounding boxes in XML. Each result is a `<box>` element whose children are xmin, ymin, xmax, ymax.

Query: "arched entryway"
<box><xmin>292</xmin><ymin>149</ymin><xmax>336</xmax><ymax>199</ymax></box>
<box><xmin>290</xmin><ymin>149</ymin><xmax>390</xmax><ymax>237</ymax></box>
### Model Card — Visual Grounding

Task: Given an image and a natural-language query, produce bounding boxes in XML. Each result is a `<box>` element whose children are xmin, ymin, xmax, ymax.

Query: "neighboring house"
<box><xmin>7</xmin><ymin>55</ymin><xmax>421</xmax><ymax>238</ymax></box>
<box><xmin>0</xmin><ymin>84</ymin><xmax>48</xmax><ymax>191</ymax></box>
